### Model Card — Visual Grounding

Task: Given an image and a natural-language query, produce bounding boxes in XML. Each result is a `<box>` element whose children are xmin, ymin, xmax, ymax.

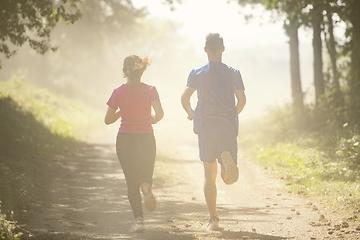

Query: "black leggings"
<box><xmin>116</xmin><ymin>132</ymin><xmax>156</xmax><ymax>219</ymax></box>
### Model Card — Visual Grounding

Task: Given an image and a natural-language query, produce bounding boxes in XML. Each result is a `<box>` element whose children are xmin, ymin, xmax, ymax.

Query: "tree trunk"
<box><xmin>287</xmin><ymin>19</ymin><xmax>304</xmax><ymax>113</ymax></box>
<box><xmin>312</xmin><ymin>3</ymin><xmax>324</xmax><ymax>106</ymax></box>
<box><xmin>325</xmin><ymin>9</ymin><xmax>340</xmax><ymax>93</ymax></box>
<box><xmin>324</xmin><ymin>7</ymin><xmax>344</xmax><ymax>113</ymax></box>
<box><xmin>349</xmin><ymin>1</ymin><xmax>360</xmax><ymax>125</ymax></box>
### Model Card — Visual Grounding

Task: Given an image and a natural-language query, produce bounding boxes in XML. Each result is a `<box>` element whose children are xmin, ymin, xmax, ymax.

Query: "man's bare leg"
<box><xmin>203</xmin><ymin>161</ymin><xmax>218</xmax><ymax>218</ymax></box>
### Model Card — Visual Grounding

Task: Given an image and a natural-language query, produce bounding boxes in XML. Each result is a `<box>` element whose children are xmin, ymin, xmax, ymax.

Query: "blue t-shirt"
<box><xmin>186</xmin><ymin>62</ymin><xmax>245</xmax><ymax>135</ymax></box>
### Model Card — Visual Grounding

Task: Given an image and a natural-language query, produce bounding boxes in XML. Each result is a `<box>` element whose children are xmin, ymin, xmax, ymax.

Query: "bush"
<box><xmin>337</xmin><ymin>132</ymin><xmax>360</xmax><ymax>170</ymax></box>
<box><xmin>240</xmin><ymin>100</ymin><xmax>360</xmax><ymax>213</ymax></box>
<box><xmin>0</xmin><ymin>207</ymin><xmax>21</xmax><ymax>240</ymax></box>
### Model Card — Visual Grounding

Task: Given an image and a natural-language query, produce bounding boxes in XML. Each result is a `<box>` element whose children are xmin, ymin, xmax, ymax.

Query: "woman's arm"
<box><xmin>104</xmin><ymin>106</ymin><xmax>121</xmax><ymax>125</ymax></box>
<box><xmin>235</xmin><ymin>89</ymin><xmax>246</xmax><ymax>114</ymax></box>
<box><xmin>151</xmin><ymin>99</ymin><xmax>164</xmax><ymax>124</ymax></box>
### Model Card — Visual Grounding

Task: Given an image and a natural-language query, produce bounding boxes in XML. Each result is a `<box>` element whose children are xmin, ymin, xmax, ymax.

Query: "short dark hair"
<box><xmin>205</xmin><ymin>33</ymin><xmax>224</xmax><ymax>51</ymax></box>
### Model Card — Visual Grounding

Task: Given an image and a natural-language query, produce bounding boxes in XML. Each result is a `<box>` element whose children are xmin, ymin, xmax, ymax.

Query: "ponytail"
<box><xmin>123</xmin><ymin>55</ymin><xmax>152</xmax><ymax>78</ymax></box>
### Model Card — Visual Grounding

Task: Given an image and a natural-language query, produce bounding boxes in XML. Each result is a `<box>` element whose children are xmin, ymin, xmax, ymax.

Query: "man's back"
<box><xmin>187</xmin><ymin>62</ymin><xmax>244</xmax><ymax>133</ymax></box>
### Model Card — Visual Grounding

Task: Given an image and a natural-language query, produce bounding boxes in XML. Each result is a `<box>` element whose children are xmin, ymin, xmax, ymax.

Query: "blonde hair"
<box><xmin>123</xmin><ymin>55</ymin><xmax>152</xmax><ymax>78</ymax></box>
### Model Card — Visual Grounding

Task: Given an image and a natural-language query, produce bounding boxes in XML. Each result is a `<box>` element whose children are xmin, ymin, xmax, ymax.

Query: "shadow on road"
<box><xmin>21</xmin><ymin>143</ymin><xmax>288</xmax><ymax>240</ymax></box>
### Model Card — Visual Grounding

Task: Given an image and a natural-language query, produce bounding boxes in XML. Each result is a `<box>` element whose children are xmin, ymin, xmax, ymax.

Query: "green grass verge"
<box><xmin>246</xmin><ymin>141</ymin><xmax>360</xmax><ymax>216</ymax></box>
<box><xmin>0</xmin><ymin>75</ymin><xmax>102</xmax><ymax>239</ymax></box>
<box><xmin>238</xmin><ymin>101</ymin><xmax>360</xmax><ymax>218</ymax></box>
<box><xmin>0</xmin><ymin>73</ymin><xmax>101</xmax><ymax>140</ymax></box>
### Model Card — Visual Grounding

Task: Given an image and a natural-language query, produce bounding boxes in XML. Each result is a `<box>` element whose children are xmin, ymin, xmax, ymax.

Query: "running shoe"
<box><xmin>221</xmin><ymin>151</ymin><xmax>239</xmax><ymax>184</ymax></box>
<box><xmin>140</xmin><ymin>182</ymin><xmax>156</xmax><ymax>212</ymax></box>
<box><xmin>206</xmin><ymin>216</ymin><xmax>220</xmax><ymax>230</ymax></box>
<box><xmin>130</xmin><ymin>218</ymin><xmax>145</xmax><ymax>233</ymax></box>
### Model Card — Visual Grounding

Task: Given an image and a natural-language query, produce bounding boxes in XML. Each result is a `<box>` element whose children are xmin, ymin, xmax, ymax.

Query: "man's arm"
<box><xmin>181</xmin><ymin>87</ymin><xmax>196</xmax><ymax>120</ymax></box>
<box><xmin>235</xmin><ymin>89</ymin><xmax>246</xmax><ymax>114</ymax></box>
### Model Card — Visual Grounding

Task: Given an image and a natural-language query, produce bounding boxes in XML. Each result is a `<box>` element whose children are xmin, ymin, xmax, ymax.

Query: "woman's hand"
<box><xmin>151</xmin><ymin>100</ymin><xmax>164</xmax><ymax>124</ymax></box>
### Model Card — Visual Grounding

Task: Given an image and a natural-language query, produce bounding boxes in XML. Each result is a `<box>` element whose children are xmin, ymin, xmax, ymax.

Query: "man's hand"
<box><xmin>235</xmin><ymin>89</ymin><xmax>246</xmax><ymax>114</ymax></box>
<box><xmin>187</xmin><ymin>108</ymin><xmax>194</xmax><ymax>120</ymax></box>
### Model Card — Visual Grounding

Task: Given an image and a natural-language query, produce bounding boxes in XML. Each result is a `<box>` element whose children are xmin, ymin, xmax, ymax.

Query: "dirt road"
<box><xmin>19</xmin><ymin>134</ymin><xmax>360</xmax><ymax>240</ymax></box>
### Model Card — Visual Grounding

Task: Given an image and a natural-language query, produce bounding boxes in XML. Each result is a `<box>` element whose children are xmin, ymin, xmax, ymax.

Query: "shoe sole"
<box><xmin>221</xmin><ymin>151</ymin><xmax>239</xmax><ymax>183</ymax></box>
<box><xmin>206</xmin><ymin>223</ymin><xmax>220</xmax><ymax>230</ymax></box>
<box><xmin>131</xmin><ymin>224</ymin><xmax>145</xmax><ymax>233</ymax></box>
<box><xmin>140</xmin><ymin>182</ymin><xmax>156</xmax><ymax>212</ymax></box>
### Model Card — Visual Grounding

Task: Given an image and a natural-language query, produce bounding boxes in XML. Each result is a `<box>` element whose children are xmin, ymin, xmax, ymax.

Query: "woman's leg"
<box><xmin>136</xmin><ymin>134</ymin><xmax>156</xmax><ymax>186</ymax></box>
<box><xmin>116</xmin><ymin>133</ymin><xmax>143</xmax><ymax>219</ymax></box>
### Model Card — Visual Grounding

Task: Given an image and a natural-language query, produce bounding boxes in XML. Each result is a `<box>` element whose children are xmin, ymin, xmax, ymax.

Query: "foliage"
<box><xmin>0</xmin><ymin>72</ymin><xmax>101</xmax><ymax>139</ymax></box>
<box><xmin>0</xmin><ymin>208</ymin><xmax>21</xmax><ymax>240</ymax></box>
<box><xmin>233</xmin><ymin>1</ymin><xmax>360</xmax><ymax>213</ymax></box>
<box><xmin>0</xmin><ymin>1</ymin><xmax>190</xmax><ymax>112</ymax></box>
<box><xmin>0</xmin><ymin>95</ymin><xmax>76</xmax><ymax>216</ymax></box>
<box><xmin>161</xmin><ymin>0</ymin><xmax>184</xmax><ymax>11</ymax></box>
<box><xmin>240</xmin><ymin>100</ymin><xmax>360</xmax><ymax>213</ymax></box>
<box><xmin>239</xmin><ymin>103</ymin><xmax>307</xmax><ymax>150</ymax></box>
<box><xmin>0</xmin><ymin>0</ymin><xmax>81</xmax><ymax>68</ymax></box>
<box><xmin>337</xmin><ymin>133</ymin><xmax>360</xmax><ymax>170</ymax></box>
<box><xmin>0</xmin><ymin>75</ymin><xmax>100</xmax><ymax>223</ymax></box>
<box><xmin>234</xmin><ymin>0</ymin><xmax>360</xmax><ymax>125</ymax></box>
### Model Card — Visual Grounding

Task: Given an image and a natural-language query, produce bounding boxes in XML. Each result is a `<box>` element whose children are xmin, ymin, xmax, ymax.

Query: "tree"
<box><xmin>309</xmin><ymin>0</ymin><xmax>325</xmax><ymax>106</ymax></box>
<box><xmin>236</xmin><ymin>0</ymin><xmax>305</xmax><ymax>113</ymax></box>
<box><xmin>324</xmin><ymin>3</ymin><xmax>340</xmax><ymax>94</ymax></box>
<box><xmin>0</xmin><ymin>0</ymin><xmax>81</xmax><ymax>68</ymax></box>
<box><xmin>286</xmin><ymin>15</ymin><xmax>304</xmax><ymax>114</ymax></box>
<box><xmin>322</xmin><ymin>1</ymin><xmax>343</xmax><ymax>112</ymax></box>
<box><xmin>32</xmin><ymin>0</ymin><xmax>145</xmax><ymax>86</ymax></box>
<box><xmin>329</xmin><ymin>0</ymin><xmax>360</xmax><ymax>124</ymax></box>
<box><xmin>345</xmin><ymin>0</ymin><xmax>360</xmax><ymax>125</ymax></box>
<box><xmin>235</xmin><ymin>0</ymin><xmax>360</xmax><ymax>129</ymax></box>
<box><xmin>0</xmin><ymin>0</ymin><xmax>192</xmax><ymax>110</ymax></box>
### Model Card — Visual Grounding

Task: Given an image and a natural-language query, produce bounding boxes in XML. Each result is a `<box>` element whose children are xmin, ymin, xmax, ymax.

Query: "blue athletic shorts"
<box><xmin>197</xmin><ymin>129</ymin><xmax>238</xmax><ymax>164</ymax></box>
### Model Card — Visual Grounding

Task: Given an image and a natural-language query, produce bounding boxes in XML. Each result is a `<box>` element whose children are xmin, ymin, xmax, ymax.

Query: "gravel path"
<box><xmin>20</xmin><ymin>132</ymin><xmax>360</xmax><ymax>240</ymax></box>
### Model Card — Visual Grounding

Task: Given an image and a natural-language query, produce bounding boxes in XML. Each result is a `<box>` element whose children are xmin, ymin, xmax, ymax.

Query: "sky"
<box><xmin>126</xmin><ymin>0</ymin><xmax>315</xmax><ymax>149</ymax></box>
<box><xmin>133</xmin><ymin>0</ymin><xmax>314</xmax><ymax>122</ymax></box>
<box><xmin>133</xmin><ymin>0</ymin><xmax>312</xmax><ymax>120</ymax></box>
<box><xmin>0</xmin><ymin>0</ymin><xmax>316</xmax><ymax>147</ymax></box>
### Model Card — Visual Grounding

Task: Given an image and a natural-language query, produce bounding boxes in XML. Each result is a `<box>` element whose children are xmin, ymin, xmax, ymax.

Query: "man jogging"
<box><xmin>181</xmin><ymin>33</ymin><xmax>246</xmax><ymax>230</ymax></box>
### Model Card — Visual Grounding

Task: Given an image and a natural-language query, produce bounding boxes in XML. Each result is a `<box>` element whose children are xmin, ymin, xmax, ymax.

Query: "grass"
<box><xmin>0</xmin><ymin>74</ymin><xmax>104</xmax><ymax>212</ymax></box>
<box><xmin>0</xmin><ymin>73</ymin><xmax>101</xmax><ymax>140</ymax></box>
<box><xmin>240</xmin><ymin>114</ymin><xmax>360</xmax><ymax>217</ymax></box>
<box><xmin>0</xmin><ymin>75</ymin><xmax>103</xmax><ymax>239</ymax></box>
<box><xmin>253</xmin><ymin>144</ymin><xmax>359</xmax><ymax>198</ymax></box>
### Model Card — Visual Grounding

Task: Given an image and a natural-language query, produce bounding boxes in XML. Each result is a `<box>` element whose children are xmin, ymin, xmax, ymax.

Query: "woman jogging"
<box><xmin>105</xmin><ymin>55</ymin><xmax>164</xmax><ymax>233</ymax></box>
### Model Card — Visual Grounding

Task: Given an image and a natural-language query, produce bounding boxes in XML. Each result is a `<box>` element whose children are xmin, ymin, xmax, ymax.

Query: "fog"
<box><xmin>0</xmin><ymin>0</ymin><xmax>315</xmax><ymax>154</ymax></box>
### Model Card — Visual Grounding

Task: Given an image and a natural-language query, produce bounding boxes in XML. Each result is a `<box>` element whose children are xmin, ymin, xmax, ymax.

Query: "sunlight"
<box><xmin>133</xmin><ymin>0</ymin><xmax>313</xmax><ymax>124</ymax></box>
